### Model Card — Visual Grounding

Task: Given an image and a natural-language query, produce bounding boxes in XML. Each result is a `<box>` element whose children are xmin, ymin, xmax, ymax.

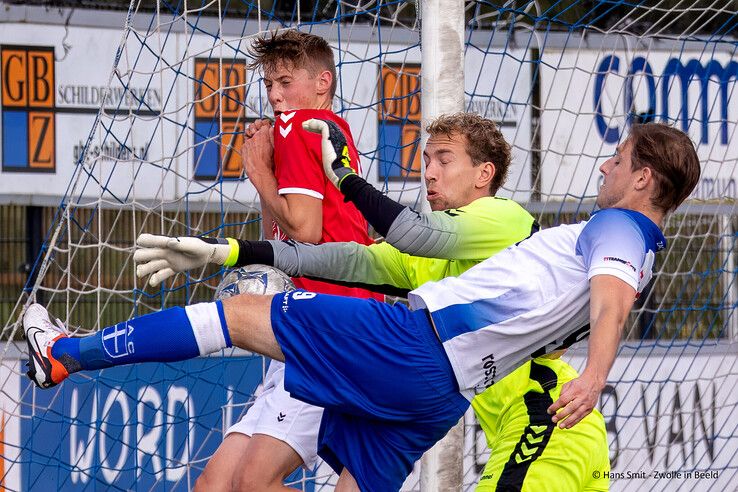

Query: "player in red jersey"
<box><xmin>261</xmin><ymin>108</ymin><xmax>377</xmax><ymax>297</ymax></box>
<box><xmin>192</xmin><ymin>31</ymin><xmax>379</xmax><ymax>491</ymax></box>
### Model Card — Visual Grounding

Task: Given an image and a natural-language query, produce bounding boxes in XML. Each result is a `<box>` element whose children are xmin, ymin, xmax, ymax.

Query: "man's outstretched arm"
<box><xmin>547</xmin><ymin>275</ymin><xmax>635</xmax><ymax>428</ymax></box>
<box><xmin>303</xmin><ymin>118</ymin><xmax>535</xmax><ymax>260</ymax></box>
<box><xmin>134</xmin><ymin>234</ymin><xmax>414</xmax><ymax>296</ymax></box>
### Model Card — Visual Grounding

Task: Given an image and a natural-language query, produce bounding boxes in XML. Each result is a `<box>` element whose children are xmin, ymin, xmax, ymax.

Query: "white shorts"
<box><xmin>225</xmin><ymin>361</ymin><xmax>323</xmax><ymax>470</ymax></box>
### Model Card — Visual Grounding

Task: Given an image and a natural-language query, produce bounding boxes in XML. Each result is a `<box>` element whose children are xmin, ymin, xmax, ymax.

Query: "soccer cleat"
<box><xmin>23</xmin><ymin>304</ymin><xmax>72</xmax><ymax>389</ymax></box>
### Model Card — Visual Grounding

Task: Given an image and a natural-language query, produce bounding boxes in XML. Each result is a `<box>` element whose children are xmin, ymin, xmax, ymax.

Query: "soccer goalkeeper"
<box><xmin>24</xmin><ymin>121</ymin><xmax>700</xmax><ymax>491</ymax></box>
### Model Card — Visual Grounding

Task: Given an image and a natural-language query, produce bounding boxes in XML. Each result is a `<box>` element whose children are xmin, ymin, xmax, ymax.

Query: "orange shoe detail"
<box><xmin>47</xmin><ymin>334</ymin><xmax>70</xmax><ymax>384</ymax></box>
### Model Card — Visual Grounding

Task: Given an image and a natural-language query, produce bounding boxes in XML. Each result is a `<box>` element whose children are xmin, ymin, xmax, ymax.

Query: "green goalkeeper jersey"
<box><xmin>473</xmin><ymin>358</ymin><xmax>610</xmax><ymax>491</ymax></box>
<box><xmin>361</xmin><ymin>196</ymin><xmax>536</xmax><ymax>289</ymax></box>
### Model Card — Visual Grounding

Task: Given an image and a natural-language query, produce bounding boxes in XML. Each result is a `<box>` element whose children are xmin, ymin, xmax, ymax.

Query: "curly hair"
<box><xmin>426</xmin><ymin>113</ymin><xmax>512</xmax><ymax>194</ymax></box>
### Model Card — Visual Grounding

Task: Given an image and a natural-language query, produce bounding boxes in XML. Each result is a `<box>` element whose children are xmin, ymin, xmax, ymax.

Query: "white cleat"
<box><xmin>23</xmin><ymin>304</ymin><xmax>71</xmax><ymax>389</ymax></box>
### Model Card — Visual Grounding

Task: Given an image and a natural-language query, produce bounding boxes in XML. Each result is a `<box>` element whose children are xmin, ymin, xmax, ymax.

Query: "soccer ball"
<box><xmin>214</xmin><ymin>265</ymin><xmax>296</xmax><ymax>300</ymax></box>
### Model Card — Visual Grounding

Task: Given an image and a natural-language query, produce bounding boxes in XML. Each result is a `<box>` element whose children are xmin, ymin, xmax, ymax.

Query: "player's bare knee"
<box><xmin>230</xmin><ymin>451</ymin><xmax>286</xmax><ymax>491</ymax></box>
<box><xmin>194</xmin><ymin>467</ymin><xmax>230</xmax><ymax>492</ymax></box>
<box><xmin>193</xmin><ymin>473</ymin><xmax>213</xmax><ymax>492</ymax></box>
<box><xmin>196</xmin><ymin>434</ymin><xmax>250</xmax><ymax>492</ymax></box>
<box><xmin>196</xmin><ymin>449</ymin><xmax>243</xmax><ymax>492</ymax></box>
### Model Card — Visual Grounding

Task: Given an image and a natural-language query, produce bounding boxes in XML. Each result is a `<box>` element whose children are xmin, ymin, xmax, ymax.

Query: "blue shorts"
<box><xmin>271</xmin><ymin>291</ymin><xmax>469</xmax><ymax>492</ymax></box>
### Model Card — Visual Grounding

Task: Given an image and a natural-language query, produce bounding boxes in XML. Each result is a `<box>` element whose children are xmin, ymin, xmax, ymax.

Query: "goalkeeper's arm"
<box><xmin>303</xmin><ymin>118</ymin><xmax>480</xmax><ymax>259</ymax></box>
<box><xmin>135</xmin><ymin>234</ymin><xmax>413</xmax><ymax>295</ymax></box>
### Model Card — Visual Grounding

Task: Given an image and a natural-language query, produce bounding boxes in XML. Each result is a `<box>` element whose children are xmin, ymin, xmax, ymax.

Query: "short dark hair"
<box><xmin>426</xmin><ymin>113</ymin><xmax>512</xmax><ymax>195</ymax></box>
<box><xmin>248</xmin><ymin>30</ymin><xmax>337</xmax><ymax>97</ymax></box>
<box><xmin>628</xmin><ymin>123</ymin><xmax>701</xmax><ymax>213</ymax></box>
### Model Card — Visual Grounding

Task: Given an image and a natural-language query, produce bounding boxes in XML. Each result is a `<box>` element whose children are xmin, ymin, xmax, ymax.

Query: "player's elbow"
<box><xmin>284</xmin><ymin>222</ymin><xmax>322</xmax><ymax>243</ymax></box>
<box><xmin>270</xmin><ymin>212</ymin><xmax>322</xmax><ymax>242</ymax></box>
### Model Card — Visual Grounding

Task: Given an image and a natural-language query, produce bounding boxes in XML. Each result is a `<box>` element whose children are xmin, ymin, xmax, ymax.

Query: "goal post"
<box><xmin>418</xmin><ymin>1</ymin><xmax>466</xmax><ymax>490</ymax></box>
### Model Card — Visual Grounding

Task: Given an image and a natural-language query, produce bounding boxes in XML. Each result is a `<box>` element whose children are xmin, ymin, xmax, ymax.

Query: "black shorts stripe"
<box><xmin>495</xmin><ymin>361</ymin><xmax>558</xmax><ymax>491</ymax></box>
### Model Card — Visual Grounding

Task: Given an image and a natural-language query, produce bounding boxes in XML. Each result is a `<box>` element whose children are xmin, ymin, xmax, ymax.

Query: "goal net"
<box><xmin>0</xmin><ymin>1</ymin><xmax>736</xmax><ymax>491</ymax></box>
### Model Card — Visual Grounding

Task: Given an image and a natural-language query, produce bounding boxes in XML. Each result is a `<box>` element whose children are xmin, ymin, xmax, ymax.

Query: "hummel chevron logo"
<box><xmin>515</xmin><ymin>453</ymin><xmax>534</xmax><ymax>464</ymax></box>
<box><xmin>279</xmin><ymin>123</ymin><xmax>293</xmax><ymax>138</ymax></box>
<box><xmin>526</xmin><ymin>433</ymin><xmax>545</xmax><ymax>445</ymax></box>
<box><xmin>444</xmin><ymin>208</ymin><xmax>466</xmax><ymax>217</ymax></box>
<box><xmin>277</xmin><ymin>412</ymin><xmax>286</xmax><ymax>422</ymax></box>
<box><xmin>525</xmin><ymin>425</ymin><xmax>547</xmax><ymax>445</ymax></box>
<box><xmin>279</xmin><ymin>112</ymin><xmax>296</xmax><ymax>123</ymax></box>
<box><xmin>519</xmin><ymin>442</ymin><xmax>537</xmax><ymax>457</ymax></box>
<box><xmin>513</xmin><ymin>424</ymin><xmax>552</xmax><ymax>464</ymax></box>
<box><xmin>529</xmin><ymin>425</ymin><xmax>547</xmax><ymax>435</ymax></box>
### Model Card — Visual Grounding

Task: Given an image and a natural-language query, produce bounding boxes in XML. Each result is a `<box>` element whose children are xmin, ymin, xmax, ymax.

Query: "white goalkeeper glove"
<box><xmin>134</xmin><ymin>233</ymin><xmax>239</xmax><ymax>287</ymax></box>
<box><xmin>302</xmin><ymin>118</ymin><xmax>357</xmax><ymax>189</ymax></box>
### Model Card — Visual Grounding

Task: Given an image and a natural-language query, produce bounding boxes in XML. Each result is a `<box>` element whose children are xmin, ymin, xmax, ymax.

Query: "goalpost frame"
<box><xmin>418</xmin><ymin>1</ymin><xmax>466</xmax><ymax>490</ymax></box>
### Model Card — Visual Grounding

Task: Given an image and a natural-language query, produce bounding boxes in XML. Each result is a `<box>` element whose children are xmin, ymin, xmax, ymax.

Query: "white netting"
<box><xmin>1</xmin><ymin>1</ymin><xmax>737</xmax><ymax>490</ymax></box>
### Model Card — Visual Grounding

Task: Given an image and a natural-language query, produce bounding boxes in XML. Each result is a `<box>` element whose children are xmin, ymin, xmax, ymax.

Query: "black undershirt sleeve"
<box><xmin>230</xmin><ymin>239</ymin><xmax>408</xmax><ymax>297</ymax></box>
<box><xmin>301</xmin><ymin>276</ymin><xmax>410</xmax><ymax>298</ymax></box>
<box><xmin>339</xmin><ymin>174</ymin><xmax>407</xmax><ymax>237</ymax></box>
<box><xmin>233</xmin><ymin>239</ymin><xmax>274</xmax><ymax>267</ymax></box>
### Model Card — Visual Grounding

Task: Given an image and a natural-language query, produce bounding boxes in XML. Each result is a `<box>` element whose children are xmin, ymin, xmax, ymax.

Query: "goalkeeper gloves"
<box><xmin>134</xmin><ymin>234</ymin><xmax>240</xmax><ymax>287</ymax></box>
<box><xmin>302</xmin><ymin>118</ymin><xmax>357</xmax><ymax>188</ymax></box>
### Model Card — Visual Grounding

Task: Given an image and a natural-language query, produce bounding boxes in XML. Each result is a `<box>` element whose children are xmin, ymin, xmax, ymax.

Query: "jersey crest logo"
<box><xmin>101</xmin><ymin>322</ymin><xmax>134</xmax><ymax>358</ymax></box>
<box><xmin>279</xmin><ymin>111</ymin><xmax>296</xmax><ymax>123</ymax></box>
<box><xmin>279</xmin><ymin>122</ymin><xmax>293</xmax><ymax>138</ymax></box>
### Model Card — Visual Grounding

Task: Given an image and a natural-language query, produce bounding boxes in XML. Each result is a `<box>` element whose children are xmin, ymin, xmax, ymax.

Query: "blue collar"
<box><xmin>592</xmin><ymin>208</ymin><xmax>667</xmax><ymax>252</ymax></box>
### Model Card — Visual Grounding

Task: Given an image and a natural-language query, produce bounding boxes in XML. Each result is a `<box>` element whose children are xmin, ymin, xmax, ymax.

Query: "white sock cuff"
<box><xmin>185</xmin><ymin>302</ymin><xmax>227</xmax><ymax>355</ymax></box>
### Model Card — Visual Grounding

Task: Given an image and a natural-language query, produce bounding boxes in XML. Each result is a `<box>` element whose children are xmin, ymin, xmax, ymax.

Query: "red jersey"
<box><xmin>272</xmin><ymin>109</ymin><xmax>380</xmax><ymax>299</ymax></box>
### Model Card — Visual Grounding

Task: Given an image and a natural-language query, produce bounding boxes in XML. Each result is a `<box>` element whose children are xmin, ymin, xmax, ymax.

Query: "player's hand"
<box><xmin>302</xmin><ymin>118</ymin><xmax>356</xmax><ymax>188</ymax></box>
<box><xmin>547</xmin><ymin>374</ymin><xmax>602</xmax><ymax>429</ymax></box>
<box><xmin>242</xmin><ymin>124</ymin><xmax>275</xmax><ymax>180</ymax></box>
<box><xmin>134</xmin><ymin>234</ymin><xmax>235</xmax><ymax>286</ymax></box>
<box><xmin>244</xmin><ymin>118</ymin><xmax>272</xmax><ymax>139</ymax></box>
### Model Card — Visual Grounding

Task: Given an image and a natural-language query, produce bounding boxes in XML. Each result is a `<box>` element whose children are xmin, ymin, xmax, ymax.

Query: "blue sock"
<box><xmin>51</xmin><ymin>301</ymin><xmax>232</xmax><ymax>372</ymax></box>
